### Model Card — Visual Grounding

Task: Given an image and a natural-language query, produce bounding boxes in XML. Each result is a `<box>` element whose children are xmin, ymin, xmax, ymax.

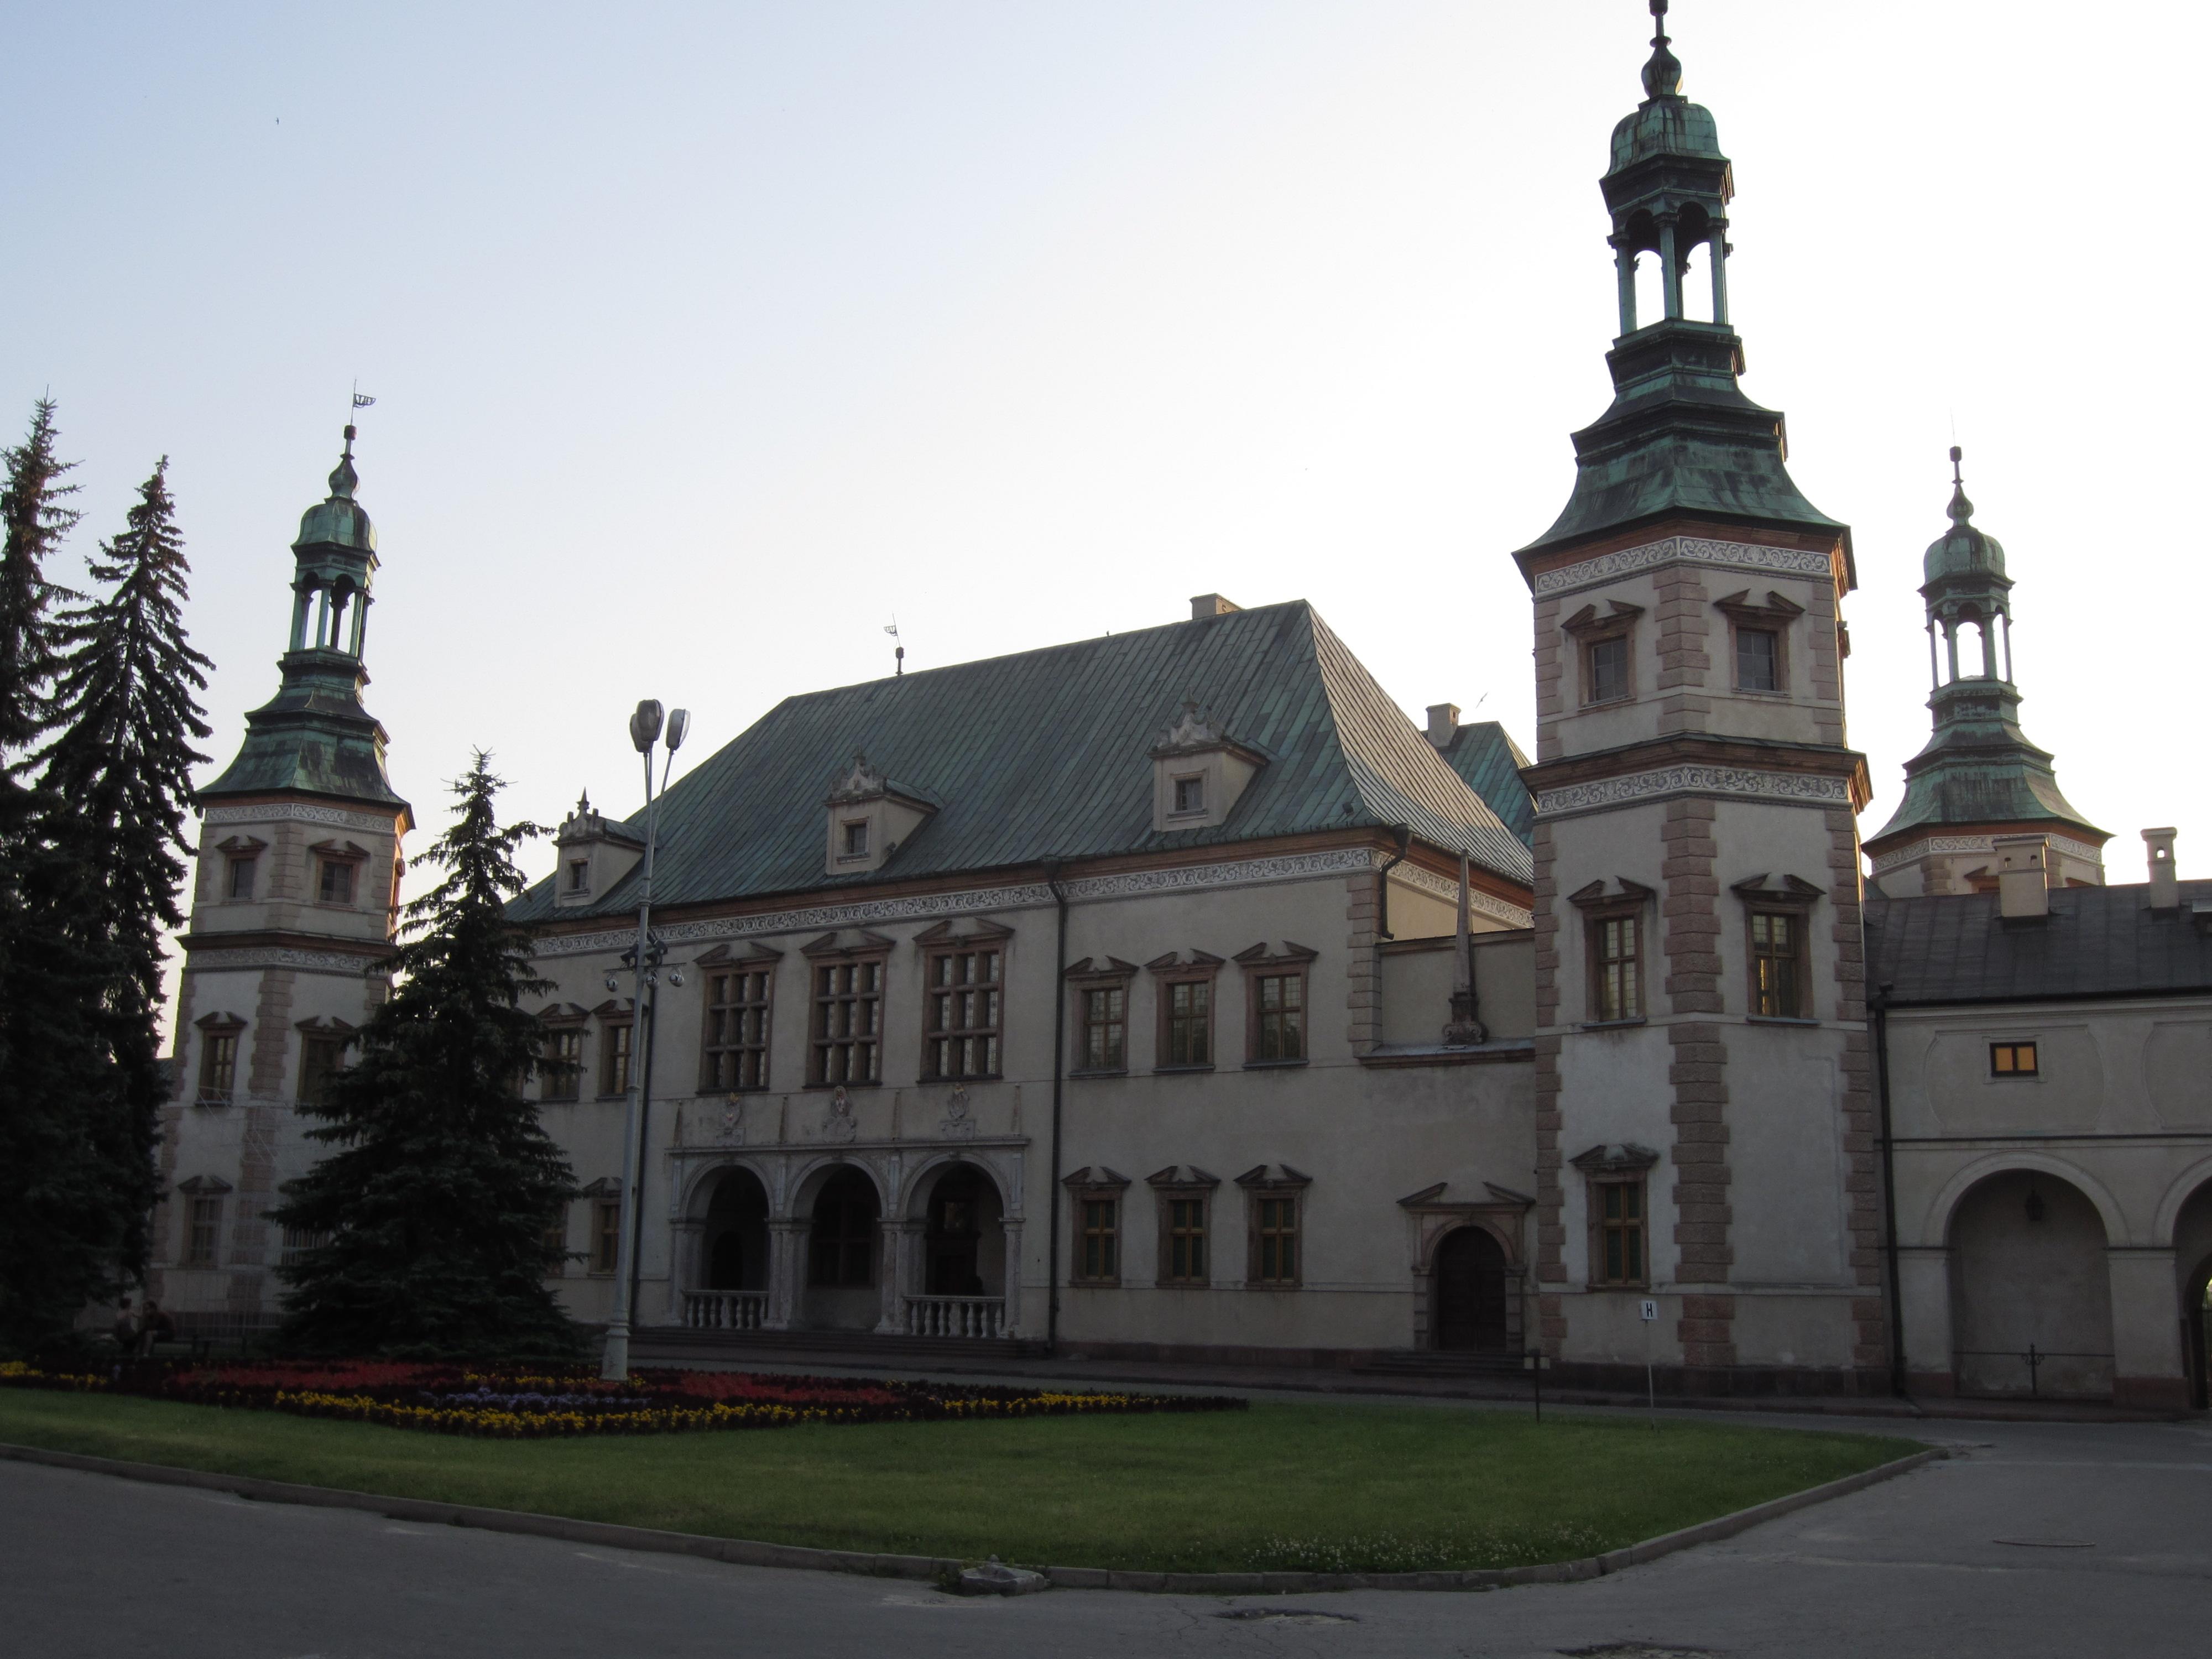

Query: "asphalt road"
<box><xmin>6</xmin><ymin>1413</ymin><xmax>2208</xmax><ymax>1658</ymax></box>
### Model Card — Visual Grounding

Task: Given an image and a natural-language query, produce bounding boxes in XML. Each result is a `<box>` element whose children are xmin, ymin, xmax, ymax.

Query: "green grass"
<box><xmin>0</xmin><ymin>1389</ymin><xmax>1919</xmax><ymax>1574</ymax></box>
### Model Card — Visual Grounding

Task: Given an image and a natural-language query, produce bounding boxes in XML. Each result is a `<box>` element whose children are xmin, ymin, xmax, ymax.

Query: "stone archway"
<box><xmin>800</xmin><ymin>1165</ymin><xmax>884</xmax><ymax>1332</ymax></box>
<box><xmin>903</xmin><ymin>1159</ymin><xmax>1010</xmax><ymax>1337</ymax></box>
<box><xmin>2169</xmin><ymin>1176</ymin><xmax>2212</xmax><ymax>1411</ymax></box>
<box><xmin>700</xmin><ymin>1167</ymin><xmax>769</xmax><ymax>1291</ymax></box>
<box><xmin>1948</xmin><ymin>1168</ymin><xmax>2114</xmax><ymax>1399</ymax></box>
<box><xmin>1432</xmin><ymin>1225</ymin><xmax>1512</xmax><ymax>1353</ymax></box>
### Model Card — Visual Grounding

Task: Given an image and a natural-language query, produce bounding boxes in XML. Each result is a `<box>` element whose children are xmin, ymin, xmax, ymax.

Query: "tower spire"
<box><xmin>1643</xmin><ymin>0</ymin><xmax>1683</xmax><ymax>98</ymax></box>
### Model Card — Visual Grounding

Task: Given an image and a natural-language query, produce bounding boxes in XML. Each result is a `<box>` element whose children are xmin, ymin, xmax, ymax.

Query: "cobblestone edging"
<box><xmin>0</xmin><ymin>1440</ymin><xmax>1943</xmax><ymax>1594</ymax></box>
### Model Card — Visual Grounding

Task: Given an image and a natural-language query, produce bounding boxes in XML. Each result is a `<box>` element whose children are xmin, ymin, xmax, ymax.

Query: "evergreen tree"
<box><xmin>270</xmin><ymin>753</ymin><xmax>581</xmax><ymax>1358</ymax></box>
<box><xmin>0</xmin><ymin>397</ymin><xmax>79</xmax><ymax>762</ymax></box>
<box><xmin>31</xmin><ymin>459</ymin><xmax>213</xmax><ymax>1300</ymax></box>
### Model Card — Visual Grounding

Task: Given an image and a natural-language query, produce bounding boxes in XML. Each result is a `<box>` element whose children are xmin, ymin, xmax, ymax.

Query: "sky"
<box><xmin>4</xmin><ymin>0</ymin><xmax>2206</xmax><ymax>991</ymax></box>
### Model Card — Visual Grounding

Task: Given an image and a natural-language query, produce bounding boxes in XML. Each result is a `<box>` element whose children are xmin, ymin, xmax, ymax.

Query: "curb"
<box><xmin>0</xmin><ymin>1439</ymin><xmax>1943</xmax><ymax>1594</ymax></box>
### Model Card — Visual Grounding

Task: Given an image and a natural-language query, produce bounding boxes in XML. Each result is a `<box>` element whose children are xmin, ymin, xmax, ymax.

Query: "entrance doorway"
<box><xmin>2188</xmin><ymin>1260</ymin><xmax>2211</xmax><ymax>1412</ymax></box>
<box><xmin>1433</xmin><ymin>1227</ymin><xmax>1510</xmax><ymax>1352</ymax></box>
<box><xmin>926</xmin><ymin>1167</ymin><xmax>986</xmax><ymax>1296</ymax></box>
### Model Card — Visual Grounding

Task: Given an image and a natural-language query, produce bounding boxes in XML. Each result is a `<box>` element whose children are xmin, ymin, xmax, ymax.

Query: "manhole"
<box><xmin>1992</xmin><ymin>1538</ymin><xmax>2095</xmax><ymax>1549</ymax></box>
<box><xmin>1216</xmin><ymin>1607</ymin><xmax>1360</xmax><ymax>1624</ymax></box>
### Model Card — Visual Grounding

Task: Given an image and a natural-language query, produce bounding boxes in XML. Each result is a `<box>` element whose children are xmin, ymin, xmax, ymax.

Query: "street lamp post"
<box><xmin>599</xmin><ymin>697</ymin><xmax>689</xmax><ymax>1382</ymax></box>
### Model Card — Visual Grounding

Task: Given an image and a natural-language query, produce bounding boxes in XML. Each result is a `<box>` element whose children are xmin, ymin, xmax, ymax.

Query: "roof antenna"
<box><xmin>884</xmin><ymin>618</ymin><xmax>905</xmax><ymax>676</ymax></box>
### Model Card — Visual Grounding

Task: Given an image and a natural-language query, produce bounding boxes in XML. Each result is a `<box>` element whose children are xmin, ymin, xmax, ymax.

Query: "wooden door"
<box><xmin>1433</xmin><ymin>1227</ymin><xmax>1509</xmax><ymax>1352</ymax></box>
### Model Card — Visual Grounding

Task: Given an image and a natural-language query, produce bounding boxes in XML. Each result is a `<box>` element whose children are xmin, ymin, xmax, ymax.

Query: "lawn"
<box><xmin>0</xmin><ymin>1387</ymin><xmax>1920</xmax><ymax>1574</ymax></box>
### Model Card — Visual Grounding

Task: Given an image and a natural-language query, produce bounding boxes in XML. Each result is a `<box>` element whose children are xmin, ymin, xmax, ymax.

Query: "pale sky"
<box><xmin>7</xmin><ymin>0</ymin><xmax>2206</xmax><ymax>961</ymax></box>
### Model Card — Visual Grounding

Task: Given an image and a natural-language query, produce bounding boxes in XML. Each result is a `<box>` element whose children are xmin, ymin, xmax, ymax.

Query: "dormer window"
<box><xmin>1148</xmin><ymin>703</ymin><xmax>1265</xmax><ymax>834</ymax></box>
<box><xmin>822</xmin><ymin>754</ymin><xmax>938</xmax><ymax>878</ymax></box>
<box><xmin>567</xmin><ymin>859</ymin><xmax>590</xmax><ymax>893</ymax></box>
<box><xmin>552</xmin><ymin>791</ymin><xmax>645</xmax><ymax>908</ymax></box>
<box><xmin>842</xmin><ymin>820</ymin><xmax>870</xmax><ymax>859</ymax></box>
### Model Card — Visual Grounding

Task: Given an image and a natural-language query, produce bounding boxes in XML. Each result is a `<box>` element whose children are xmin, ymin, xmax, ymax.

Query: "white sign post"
<box><xmin>1639</xmin><ymin>1298</ymin><xmax>1658</xmax><ymax>1425</ymax></box>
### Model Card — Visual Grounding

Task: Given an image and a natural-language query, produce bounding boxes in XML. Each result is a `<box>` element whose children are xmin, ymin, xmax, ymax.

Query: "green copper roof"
<box><xmin>1435</xmin><ymin>719</ymin><xmax>1533</xmax><ymax>847</ymax></box>
<box><xmin>1923</xmin><ymin>454</ymin><xmax>2007</xmax><ymax>586</ymax></box>
<box><xmin>512</xmin><ymin>601</ymin><xmax>1531</xmax><ymax>922</ymax></box>
<box><xmin>295</xmin><ymin>447</ymin><xmax>374</xmax><ymax>554</ymax></box>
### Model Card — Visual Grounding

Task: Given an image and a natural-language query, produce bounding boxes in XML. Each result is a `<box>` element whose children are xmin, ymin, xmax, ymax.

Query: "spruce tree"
<box><xmin>32</xmin><ymin>458</ymin><xmax>213</xmax><ymax>1300</ymax></box>
<box><xmin>270</xmin><ymin>753</ymin><xmax>581</xmax><ymax>1359</ymax></box>
<box><xmin>0</xmin><ymin>397</ymin><xmax>79</xmax><ymax>761</ymax></box>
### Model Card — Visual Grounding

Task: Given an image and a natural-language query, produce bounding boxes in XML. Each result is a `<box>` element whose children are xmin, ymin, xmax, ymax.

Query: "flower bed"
<box><xmin>0</xmin><ymin>1358</ymin><xmax>1242</xmax><ymax>1439</ymax></box>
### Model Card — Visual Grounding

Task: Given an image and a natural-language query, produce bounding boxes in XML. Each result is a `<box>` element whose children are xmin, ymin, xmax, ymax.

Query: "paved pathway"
<box><xmin>7</xmin><ymin>1413</ymin><xmax>2207</xmax><ymax>1657</ymax></box>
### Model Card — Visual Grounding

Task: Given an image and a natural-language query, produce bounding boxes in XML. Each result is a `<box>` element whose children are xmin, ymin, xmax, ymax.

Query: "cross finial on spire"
<box><xmin>1642</xmin><ymin>0</ymin><xmax>1683</xmax><ymax>98</ymax></box>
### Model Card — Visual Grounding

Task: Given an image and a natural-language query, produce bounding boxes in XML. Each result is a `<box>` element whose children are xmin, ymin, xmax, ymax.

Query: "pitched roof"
<box><xmin>513</xmin><ymin>601</ymin><xmax>1532</xmax><ymax>922</ymax></box>
<box><xmin>1434</xmin><ymin>720</ymin><xmax>1533</xmax><ymax>848</ymax></box>
<box><xmin>1866</xmin><ymin>883</ymin><xmax>2212</xmax><ymax>1007</ymax></box>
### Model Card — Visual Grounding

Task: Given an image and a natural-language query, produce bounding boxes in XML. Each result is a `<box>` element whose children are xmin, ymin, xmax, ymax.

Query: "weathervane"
<box><xmin>885</xmin><ymin>618</ymin><xmax>905</xmax><ymax>676</ymax></box>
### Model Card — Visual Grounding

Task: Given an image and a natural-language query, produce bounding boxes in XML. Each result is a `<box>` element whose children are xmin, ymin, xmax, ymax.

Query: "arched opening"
<box><xmin>803</xmin><ymin>1166</ymin><xmax>881</xmax><ymax>1331</ymax></box>
<box><xmin>700</xmin><ymin>1167</ymin><xmax>768</xmax><ymax>1292</ymax></box>
<box><xmin>1631</xmin><ymin>248</ymin><xmax>1666</xmax><ymax>331</ymax></box>
<box><xmin>906</xmin><ymin>1162</ymin><xmax>1009</xmax><ymax>1337</ymax></box>
<box><xmin>2170</xmin><ymin>1178</ymin><xmax>2212</xmax><ymax>1410</ymax></box>
<box><xmin>1432</xmin><ymin>1226</ymin><xmax>1512</xmax><ymax>1352</ymax></box>
<box><xmin>1948</xmin><ymin>1170</ymin><xmax>2114</xmax><ymax>1399</ymax></box>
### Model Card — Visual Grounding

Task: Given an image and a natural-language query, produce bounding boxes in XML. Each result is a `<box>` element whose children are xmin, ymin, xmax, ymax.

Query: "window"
<box><xmin>1750</xmin><ymin>911</ymin><xmax>1805</xmax><ymax>1018</ymax></box>
<box><xmin>1991</xmin><ymin>1041</ymin><xmax>2039</xmax><ymax>1077</ymax></box>
<box><xmin>841</xmin><ymin>819</ymin><xmax>869</xmax><ymax>859</ymax></box>
<box><xmin>1164</xmin><ymin>1198</ymin><xmax>1207</xmax><ymax>1284</ymax></box>
<box><xmin>1253</xmin><ymin>1196</ymin><xmax>1298</xmax><ymax>1287</ymax></box>
<box><xmin>198</xmin><ymin>1030</ymin><xmax>238</xmax><ymax>1103</ymax></box>
<box><xmin>701</xmin><ymin>968</ymin><xmax>773</xmax><ymax>1092</ymax></box>
<box><xmin>807</xmin><ymin>1170</ymin><xmax>878</xmax><ymax>1287</ymax></box>
<box><xmin>542</xmin><ymin>1215</ymin><xmax>568</xmax><ymax>1278</ymax></box>
<box><xmin>567</xmin><ymin>858</ymin><xmax>589</xmax><ymax>893</ymax></box>
<box><xmin>317</xmin><ymin>858</ymin><xmax>356</xmax><ymax>905</ymax></box>
<box><xmin>924</xmin><ymin>947</ymin><xmax>1001</xmax><ymax>1080</ymax></box>
<box><xmin>1736</xmin><ymin>627</ymin><xmax>1780</xmax><ymax>692</ymax></box>
<box><xmin>591</xmin><ymin>1200</ymin><xmax>622</xmax><ymax>1274</ymax></box>
<box><xmin>227</xmin><ymin>857</ymin><xmax>257</xmax><ymax>900</ymax></box>
<box><xmin>1171</xmin><ymin>774</ymin><xmax>1205</xmax><ymax>815</ymax></box>
<box><xmin>297</xmin><ymin>1034</ymin><xmax>345</xmax><ymax>1107</ymax></box>
<box><xmin>810</xmin><ymin>959</ymin><xmax>883</xmax><ymax>1084</ymax></box>
<box><xmin>1164</xmin><ymin>979</ymin><xmax>1212</xmax><ymax>1066</ymax></box>
<box><xmin>1080</xmin><ymin>984</ymin><xmax>1125</xmax><ymax>1072</ymax></box>
<box><xmin>1593</xmin><ymin>1180</ymin><xmax>1646</xmax><ymax>1286</ymax></box>
<box><xmin>1587</xmin><ymin>635</ymin><xmax>1630</xmax><ymax>704</ymax></box>
<box><xmin>1078</xmin><ymin>1197</ymin><xmax>1119</xmax><ymax>1284</ymax></box>
<box><xmin>600</xmin><ymin>1020</ymin><xmax>634</xmax><ymax>1095</ymax></box>
<box><xmin>278</xmin><ymin>1225</ymin><xmax>327</xmax><ymax>1269</ymax></box>
<box><xmin>1592</xmin><ymin>912</ymin><xmax>1641</xmax><ymax>1022</ymax></box>
<box><xmin>1252</xmin><ymin>973</ymin><xmax>1304</xmax><ymax>1062</ymax></box>
<box><xmin>541</xmin><ymin>1026</ymin><xmax>583</xmax><ymax>1100</ymax></box>
<box><xmin>186</xmin><ymin>1197</ymin><xmax>223</xmax><ymax>1267</ymax></box>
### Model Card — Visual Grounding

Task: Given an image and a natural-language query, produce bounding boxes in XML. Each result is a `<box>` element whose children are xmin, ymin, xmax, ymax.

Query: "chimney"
<box><xmin>2144</xmin><ymin>827</ymin><xmax>2179</xmax><ymax>910</ymax></box>
<box><xmin>1190</xmin><ymin>593</ymin><xmax>1241</xmax><ymax>620</ymax></box>
<box><xmin>1994</xmin><ymin>834</ymin><xmax>2051</xmax><ymax>920</ymax></box>
<box><xmin>1425</xmin><ymin>702</ymin><xmax>1460</xmax><ymax>749</ymax></box>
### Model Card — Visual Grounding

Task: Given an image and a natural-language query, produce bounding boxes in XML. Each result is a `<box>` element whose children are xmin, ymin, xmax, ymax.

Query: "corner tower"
<box><xmin>1863</xmin><ymin>450</ymin><xmax>2106</xmax><ymax>895</ymax></box>
<box><xmin>1514</xmin><ymin>3</ymin><xmax>1883</xmax><ymax>1394</ymax></box>
<box><xmin>154</xmin><ymin>427</ymin><xmax>413</xmax><ymax>1334</ymax></box>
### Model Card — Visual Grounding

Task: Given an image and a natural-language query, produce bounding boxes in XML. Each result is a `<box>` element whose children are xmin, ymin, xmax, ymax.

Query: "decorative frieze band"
<box><xmin>1389</xmin><ymin>859</ymin><xmax>1535</xmax><ymax>930</ymax></box>
<box><xmin>1533</xmin><ymin>535</ymin><xmax>1836</xmax><ymax>601</ymax></box>
<box><xmin>1870</xmin><ymin>832</ymin><xmax>2106</xmax><ymax>875</ymax></box>
<box><xmin>182</xmin><ymin>947</ymin><xmax>388</xmax><ymax>978</ymax></box>
<box><xmin>1535</xmin><ymin>765</ymin><xmax>1852</xmax><ymax>819</ymax></box>
<box><xmin>532</xmin><ymin>844</ymin><xmax>1531</xmax><ymax>959</ymax></box>
<box><xmin>203</xmin><ymin>802</ymin><xmax>399</xmax><ymax>835</ymax></box>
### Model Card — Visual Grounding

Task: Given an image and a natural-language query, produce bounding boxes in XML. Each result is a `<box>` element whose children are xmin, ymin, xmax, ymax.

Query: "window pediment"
<box><xmin>1559</xmin><ymin>599</ymin><xmax>1644</xmax><ymax>640</ymax></box>
<box><xmin>1712</xmin><ymin>588</ymin><xmax>1807</xmax><ymax>626</ymax></box>
<box><xmin>1569</xmin><ymin>1142</ymin><xmax>1661</xmax><ymax>1174</ymax></box>
<box><xmin>1566</xmin><ymin>878</ymin><xmax>1655</xmax><ymax>911</ymax></box>
<box><xmin>801</xmin><ymin>929</ymin><xmax>894</xmax><ymax>960</ymax></box>
<box><xmin>1146</xmin><ymin>1165</ymin><xmax>1220</xmax><ymax>1190</ymax></box>
<box><xmin>1146</xmin><ymin>949</ymin><xmax>1224</xmax><ymax>975</ymax></box>
<box><xmin>306</xmin><ymin>838</ymin><xmax>372</xmax><ymax>862</ymax></box>
<box><xmin>1062</xmin><ymin>1165</ymin><xmax>1132</xmax><ymax>1190</ymax></box>
<box><xmin>175</xmin><ymin>1173</ymin><xmax>234</xmax><ymax>1196</ymax></box>
<box><xmin>215</xmin><ymin>834</ymin><xmax>269</xmax><ymax>854</ymax></box>
<box><xmin>693</xmin><ymin>942</ymin><xmax>783</xmax><ymax>967</ymax></box>
<box><xmin>1233</xmin><ymin>940</ymin><xmax>1318</xmax><ymax>967</ymax></box>
<box><xmin>194</xmin><ymin>1010</ymin><xmax>248</xmax><ymax>1032</ymax></box>
<box><xmin>1233</xmin><ymin>1163</ymin><xmax>1311</xmax><ymax>1191</ymax></box>
<box><xmin>1065</xmin><ymin>955</ymin><xmax>1138</xmax><ymax>982</ymax></box>
<box><xmin>1730</xmin><ymin>873</ymin><xmax>1824</xmax><ymax>907</ymax></box>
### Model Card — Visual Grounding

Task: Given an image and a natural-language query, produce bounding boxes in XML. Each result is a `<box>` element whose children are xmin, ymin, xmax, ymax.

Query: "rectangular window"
<box><xmin>1164</xmin><ymin>979</ymin><xmax>1212</xmax><ymax>1067</ymax></box>
<box><xmin>600</xmin><ymin>1022</ymin><xmax>633</xmax><ymax>1095</ymax></box>
<box><xmin>1594</xmin><ymin>1180</ymin><xmax>1646</xmax><ymax>1285</ymax></box>
<box><xmin>1750</xmin><ymin>911</ymin><xmax>1804</xmax><ymax>1018</ymax></box>
<box><xmin>1736</xmin><ymin>627</ymin><xmax>1780</xmax><ymax>692</ymax></box>
<box><xmin>297</xmin><ymin>1035</ymin><xmax>344</xmax><ymax>1107</ymax></box>
<box><xmin>1991</xmin><ymin>1041</ymin><xmax>2039</xmax><ymax>1077</ymax></box>
<box><xmin>1254</xmin><ymin>1196</ymin><xmax>1299</xmax><ymax>1287</ymax></box>
<box><xmin>186</xmin><ymin>1197</ymin><xmax>223</xmax><ymax>1267</ymax></box>
<box><xmin>925</xmin><ymin>947</ymin><xmax>1001</xmax><ymax>1080</ymax></box>
<box><xmin>279</xmin><ymin>1224</ymin><xmax>327</xmax><ymax>1268</ymax></box>
<box><xmin>199</xmin><ymin>1031</ymin><xmax>238</xmax><ymax>1102</ymax></box>
<box><xmin>542</xmin><ymin>1215</ymin><xmax>568</xmax><ymax>1277</ymax></box>
<box><xmin>1164</xmin><ymin>1197</ymin><xmax>1207</xmax><ymax>1284</ymax></box>
<box><xmin>227</xmin><ymin>857</ymin><xmax>257</xmax><ymax>899</ymax></box>
<box><xmin>318</xmin><ymin>859</ymin><xmax>356</xmax><ymax>905</ymax></box>
<box><xmin>1078</xmin><ymin>1198</ymin><xmax>1119</xmax><ymax>1284</ymax></box>
<box><xmin>1592</xmin><ymin>914</ymin><xmax>1641</xmax><ymax>1021</ymax></box>
<box><xmin>592</xmin><ymin>1200</ymin><xmax>622</xmax><ymax>1274</ymax></box>
<box><xmin>1172</xmin><ymin>774</ymin><xmax>1205</xmax><ymax>815</ymax></box>
<box><xmin>809</xmin><ymin>959</ymin><xmax>883</xmax><ymax>1084</ymax></box>
<box><xmin>841</xmin><ymin>819</ymin><xmax>869</xmax><ymax>858</ymax></box>
<box><xmin>541</xmin><ymin>1026</ymin><xmax>582</xmax><ymax>1100</ymax></box>
<box><xmin>567</xmin><ymin>858</ymin><xmax>589</xmax><ymax>893</ymax></box>
<box><xmin>1587</xmin><ymin>635</ymin><xmax>1630</xmax><ymax>703</ymax></box>
<box><xmin>701</xmin><ymin>968</ymin><xmax>773</xmax><ymax>1092</ymax></box>
<box><xmin>1080</xmin><ymin>984</ymin><xmax>1125</xmax><ymax>1072</ymax></box>
<box><xmin>1252</xmin><ymin>973</ymin><xmax>1305</xmax><ymax>1062</ymax></box>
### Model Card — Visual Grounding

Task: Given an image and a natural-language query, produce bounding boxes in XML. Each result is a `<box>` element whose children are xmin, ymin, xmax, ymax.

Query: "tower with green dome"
<box><xmin>154</xmin><ymin>426</ymin><xmax>413</xmax><ymax>1335</ymax></box>
<box><xmin>1863</xmin><ymin>450</ymin><xmax>2107</xmax><ymax>895</ymax></box>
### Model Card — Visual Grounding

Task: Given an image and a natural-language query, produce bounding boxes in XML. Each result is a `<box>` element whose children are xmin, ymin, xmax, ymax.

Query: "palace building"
<box><xmin>153</xmin><ymin>7</ymin><xmax>2212</xmax><ymax>1408</ymax></box>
